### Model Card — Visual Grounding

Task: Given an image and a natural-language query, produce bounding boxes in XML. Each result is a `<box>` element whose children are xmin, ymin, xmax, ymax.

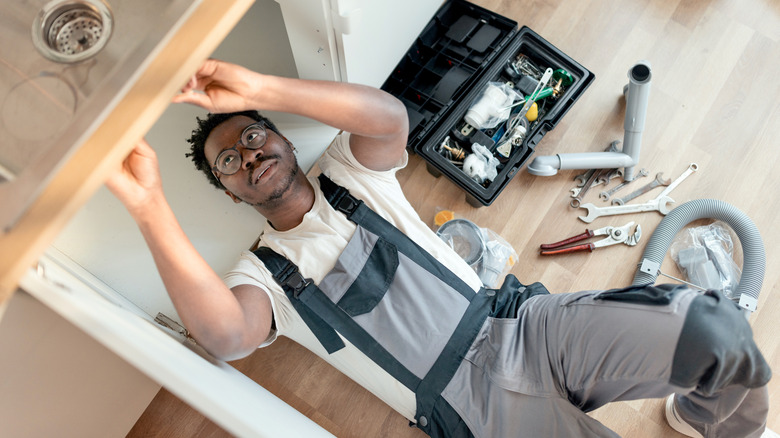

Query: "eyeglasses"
<box><xmin>211</xmin><ymin>122</ymin><xmax>268</xmax><ymax>177</ymax></box>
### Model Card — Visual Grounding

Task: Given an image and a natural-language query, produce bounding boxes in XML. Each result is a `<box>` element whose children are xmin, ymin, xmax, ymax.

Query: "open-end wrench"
<box><xmin>574</xmin><ymin>169</ymin><xmax>596</xmax><ymax>188</ymax></box>
<box><xmin>611</xmin><ymin>172</ymin><xmax>670</xmax><ymax>205</ymax></box>
<box><xmin>599</xmin><ymin>168</ymin><xmax>648</xmax><ymax>201</ymax></box>
<box><xmin>578</xmin><ymin>164</ymin><xmax>699</xmax><ymax>222</ymax></box>
<box><xmin>657</xmin><ymin>163</ymin><xmax>698</xmax><ymax>199</ymax></box>
<box><xmin>593</xmin><ymin>168</ymin><xmax>624</xmax><ymax>187</ymax></box>
<box><xmin>570</xmin><ymin>168</ymin><xmax>608</xmax><ymax>208</ymax></box>
<box><xmin>578</xmin><ymin>196</ymin><xmax>675</xmax><ymax>223</ymax></box>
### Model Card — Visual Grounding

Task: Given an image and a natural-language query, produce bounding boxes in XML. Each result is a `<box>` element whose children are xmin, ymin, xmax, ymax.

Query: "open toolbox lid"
<box><xmin>381</xmin><ymin>0</ymin><xmax>519</xmax><ymax>152</ymax></box>
<box><xmin>381</xmin><ymin>0</ymin><xmax>595</xmax><ymax>206</ymax></box>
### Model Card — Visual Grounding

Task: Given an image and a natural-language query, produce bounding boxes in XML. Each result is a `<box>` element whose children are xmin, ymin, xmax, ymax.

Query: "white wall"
<box><xmin>52</xmin><ymin>0</ymin><xmax>337</xmax><ymax>323</ymax></box>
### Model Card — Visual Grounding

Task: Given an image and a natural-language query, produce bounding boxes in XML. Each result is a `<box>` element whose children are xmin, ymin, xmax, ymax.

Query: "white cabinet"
<box><xmin>15</xmin><ymin>252</ymin><xmax>334</xmax><ymax>437</ymax></box>
<box><xmin>278</xmin><ymin>0</ymin><xmax>442</xmax><ymax>86</ymax></box>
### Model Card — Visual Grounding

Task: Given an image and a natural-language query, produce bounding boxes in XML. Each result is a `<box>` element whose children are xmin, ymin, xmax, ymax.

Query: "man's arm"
<box><xmin>172</xmin><ymin>59</ymin><xmax>409</xmax><ymax>171</ymax></box>
<box><xmin>106</xmin><ymin>140</ymin><xmax>272</xmax><ymax>361</ymax></box>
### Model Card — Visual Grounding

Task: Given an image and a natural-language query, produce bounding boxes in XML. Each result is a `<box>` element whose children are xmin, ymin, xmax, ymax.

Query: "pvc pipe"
<box><xmin>621</xmin><ymin>61</ymin><xmax>652</xmax><ymax>180</ymax></box>
<box><xmin>558</xmin><ymin>152</ymin><xmax>636</xmax><ymax>170</ymax></box>
<box><xmin>526</xmin><ymin>61</ymin><xmax>652</xmax><ymax>178</ymax></box>
<box><xmin>631</xmin><ymin>199</ymin><xmax>765</xmax><ymax>312</ymax></box>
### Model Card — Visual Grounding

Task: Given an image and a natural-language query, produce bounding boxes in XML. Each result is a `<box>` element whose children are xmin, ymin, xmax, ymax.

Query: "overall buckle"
<box><xmin>336</xmin><ymin>195</ymin><xmax>360</xmax><ymax>216</ymax></box>
<box><xmin>285</xmin><ymin>272</ymin><xmax>311</xmax><ymax>299</ymax></box>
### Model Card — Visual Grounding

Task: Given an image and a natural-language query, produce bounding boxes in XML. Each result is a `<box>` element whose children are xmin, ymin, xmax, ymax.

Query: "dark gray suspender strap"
<box><xmin>253</xmin><ymin>244</ymin><xmax>421</xmax><ymax>387</ymax></box>
<box><xmin>296</xmin><ymin>278</ymin><xmax>423</xmax><ymax>389</ymax></box>
<box><xmin>252</xmin><ymin>247</ymin><xmax>346</xmax><ymax>354</ymax></box>
<box><xmin>415</xmin><ymin>291</ymin><xmax>491</xmax><ymax>436</ymax></box>
<box><xmin>317</xmin><ymin>174</ymin><xmax>476</xmax><ymax>301</ymax></box>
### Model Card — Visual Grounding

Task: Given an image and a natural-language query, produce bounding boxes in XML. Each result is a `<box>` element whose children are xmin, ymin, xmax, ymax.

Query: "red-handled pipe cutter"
<box><xmin>540</xmin><ymin>221</ymin><xmax>641</xmax><ymax>255</ymax></box>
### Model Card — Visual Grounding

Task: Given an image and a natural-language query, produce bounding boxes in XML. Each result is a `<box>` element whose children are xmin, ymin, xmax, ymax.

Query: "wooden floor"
<box><xmin>129</xmin><ymin>0</ymin><xmax>780</xmax><ymax>436</ymax></box>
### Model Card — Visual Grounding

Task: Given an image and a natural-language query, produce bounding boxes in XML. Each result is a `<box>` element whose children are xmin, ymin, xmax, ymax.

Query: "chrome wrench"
<box><xmin>593</xmin><ymin>168</ymin><xmax>624</xmax><ymax>188</ymax></box>
<box><xmin>574</xmin><ymin>169</ymin><xmax>596</xmax><ymax>187</ymax></box>
<box><xmin>611</xmin><ymin>172</ymin><xmax>670</xmax><ymax>205</ymax></box>
<box><xmin>578</xmin><ymin>196</ymin><xmax>675</xmax><ymax>223</ymax></box>
<box><xmin>656</xmin><ymin>163</ymin><xmax>698</xmax><ymax>199</ymax></box>
<box><xmin>578</xmin><ymin>163</ymin><xmax>699</xmax><ymax>223</ymax></box>
<box><xmin>599</xmin><ymin>168</ymin><xmax>648</xmax><ymax>201</ymax></box>
<box><xmin>570</xmin><ymin>168</ymin><xmax>608</xmax><ymax>208</ymax></box>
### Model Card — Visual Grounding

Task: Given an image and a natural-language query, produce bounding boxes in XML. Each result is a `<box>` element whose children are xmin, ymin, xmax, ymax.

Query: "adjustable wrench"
<box><xmin>578</xmin><ymin>196</ymin><xmax>675</xmax><ymax>223</ymax></box>
<box><xmin>611</xmin><ymin>172</ymin><xmax>670</xmax><ymax>205</ymax></box>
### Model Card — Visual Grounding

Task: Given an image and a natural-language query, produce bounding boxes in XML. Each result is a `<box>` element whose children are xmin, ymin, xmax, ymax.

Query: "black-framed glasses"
<box><xmin>211</xmin><ymin>122</ymin><xmax>268</xmax><ymax>177</ymax></box>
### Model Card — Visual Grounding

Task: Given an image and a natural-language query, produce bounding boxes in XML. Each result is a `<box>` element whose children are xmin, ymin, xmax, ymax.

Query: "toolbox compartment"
<box><xmin>381</xmin><ymin>0</ymin><xmax>594</xmax><ymax>206</ymax></box>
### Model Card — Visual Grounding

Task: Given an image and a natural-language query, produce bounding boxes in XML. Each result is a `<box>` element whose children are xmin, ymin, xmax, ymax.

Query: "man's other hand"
<box><xmin>172</xmin><ymin>59</ymin><xmax>260</xmax><ymax>114</ymax></box>
<box><xmin>105</xmin><ymin>139</ymin><xmax>164</xmax><ymax>218</ymax></box>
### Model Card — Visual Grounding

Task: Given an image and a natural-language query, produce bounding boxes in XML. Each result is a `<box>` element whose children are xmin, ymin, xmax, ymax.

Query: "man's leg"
<box><xmin>671</xmin><ymin>385</ymin><xmax>769</xmax><ymax>437</ymax></box>
<box><xmin>443</xmin><ymin>284</ymin><xmax>770</xmax><ymax>437</ymax></box>
<box><xmin>538</xmin><ymin>285</ymin><xmax>771</xmax><ymax>437</ymax></box>
<box><xmin>664</xmin><ymin>286</ymin><xmax>772</xmax><ymax>437</ymax></box>
<box><xmin>447</xmin><ymin>284</ymin><xmax>770</xmax><ymax>437</ymax></box>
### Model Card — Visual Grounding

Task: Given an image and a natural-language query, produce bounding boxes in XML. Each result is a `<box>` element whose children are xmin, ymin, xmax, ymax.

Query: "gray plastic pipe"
<box><xmin>631</xmin><ymin>199</ymin><xmax>765</xmax><ymax>312</ymax></box>
<box><xmin>527</xmin><ymin>61</ymin><xmax>651</xmax><ymax>180</ymax></box>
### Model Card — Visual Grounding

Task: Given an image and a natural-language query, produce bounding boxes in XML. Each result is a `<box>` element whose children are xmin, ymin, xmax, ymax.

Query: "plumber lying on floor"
<box><xmin>106</xmin><ymin>58</ymin><xmax>772</xmax><ymax>438</ymax></box>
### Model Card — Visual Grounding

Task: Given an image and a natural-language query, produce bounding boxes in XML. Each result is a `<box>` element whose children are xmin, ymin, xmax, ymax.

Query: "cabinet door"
<box><xmin>23</xmin><ymin>252</ymin><xmax>334</xmax><ymax>438</ymax></box>
<box><xmin>332</xmin><ymin>0</ymin><xmax>442</xmax><ymax>87</ymax></box>
<box><xmin>279</xmin><ymin>0</ymin><xmax>442</xmax><ymax>86</ymax></box>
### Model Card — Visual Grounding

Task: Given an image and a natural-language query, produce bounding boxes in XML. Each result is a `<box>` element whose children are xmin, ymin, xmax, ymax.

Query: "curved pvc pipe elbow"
<box><xmin>526</xmin><ymin>155</ymin><xmax>561</xmax><ymax>176</ymax></box>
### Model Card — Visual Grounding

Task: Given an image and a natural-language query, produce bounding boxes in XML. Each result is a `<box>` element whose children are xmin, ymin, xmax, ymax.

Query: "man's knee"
<box><xmin>670</xmin><ymin>289</ymin><xmax>771</xmax><ymax>395</ymax></box>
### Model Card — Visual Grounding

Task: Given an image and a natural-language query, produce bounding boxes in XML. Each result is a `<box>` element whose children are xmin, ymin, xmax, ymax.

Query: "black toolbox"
<box><xmin>381</xmin><ymin>0</ymin><xmax>594</xmax><ymax>206</ymax></box>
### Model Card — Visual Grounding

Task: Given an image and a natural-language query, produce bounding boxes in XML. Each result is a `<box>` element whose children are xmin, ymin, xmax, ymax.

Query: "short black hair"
<box><xmin>185</xmin><ymin>110</ymin><xmax>281</xmax><ymax>190</ymax></box>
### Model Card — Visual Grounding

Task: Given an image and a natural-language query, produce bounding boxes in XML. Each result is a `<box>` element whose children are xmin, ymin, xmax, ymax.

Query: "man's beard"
<box><xmin>250</xmin><ymin>150</ymin><xmax>299</xmax><ymax>208</ymax></box>
<box><xmin>255</xmin><ymin>165</ymin><xmax>298</xmax><ymax>208</ymax></box>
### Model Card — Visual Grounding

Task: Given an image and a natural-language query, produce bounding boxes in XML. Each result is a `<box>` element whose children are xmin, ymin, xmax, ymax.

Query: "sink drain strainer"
<box><xmin>32</xmin><ymin>0</ymin><xmax>113</xmax><ymax>63</ymax></box>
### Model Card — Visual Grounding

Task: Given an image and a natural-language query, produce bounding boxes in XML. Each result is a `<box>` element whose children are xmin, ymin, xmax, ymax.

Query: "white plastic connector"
<box><xmin>639</xmin><ymin>259</ymin><xmax>660</xmax><ymax>276</ymax></box>
<box><xmin>738</xmin><ymin>294</ymin><xmax>757</xmax><ymax>313</ymax></box>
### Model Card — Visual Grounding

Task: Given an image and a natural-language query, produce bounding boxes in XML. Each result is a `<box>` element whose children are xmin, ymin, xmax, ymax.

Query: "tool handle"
<box><xmin>539</xmin><ymin>229</ymin><xmax>594</xmax><ymax>250</ymax></box>
<box><xmin>540</xmin><ymin>243</ymin><xmax>595</xmax><ymax>255</ymax></box>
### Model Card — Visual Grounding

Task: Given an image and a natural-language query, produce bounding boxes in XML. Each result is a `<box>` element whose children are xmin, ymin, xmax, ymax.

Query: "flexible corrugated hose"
<box><xmin>631</xmin><ymin>199</ymin><xmax>765</xmax><ymax>312</ymax></box>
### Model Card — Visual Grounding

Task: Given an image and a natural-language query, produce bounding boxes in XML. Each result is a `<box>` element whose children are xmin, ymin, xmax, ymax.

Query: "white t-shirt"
<box><xmin>223</xmin><ymin>132</ymin><xmax>482</xmax><ymax>420</ymax></box>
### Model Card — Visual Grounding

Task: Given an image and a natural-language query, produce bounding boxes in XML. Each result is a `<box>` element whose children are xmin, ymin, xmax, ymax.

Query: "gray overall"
<box><xmin>254</xmin><ymin>175</ymin><xmax>771</xmax><ymax>438</ymax></box>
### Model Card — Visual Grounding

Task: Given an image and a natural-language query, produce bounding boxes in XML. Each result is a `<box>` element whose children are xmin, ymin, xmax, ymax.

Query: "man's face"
<box><xmin>204</xmin><ymin>115</ymin><xmax>299</xmax><ymax>208</ymax></box>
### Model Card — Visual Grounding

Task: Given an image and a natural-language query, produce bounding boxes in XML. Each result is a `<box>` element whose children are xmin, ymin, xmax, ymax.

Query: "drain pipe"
<box><xmin>527</xmin><ymin>61</ymin><xmax>652</xmax><ymax>180</ymax></box>
<box><xmin>632</xmin><ymin>199</ymin><xmax>766</xmax><ymax>313</ymax></box>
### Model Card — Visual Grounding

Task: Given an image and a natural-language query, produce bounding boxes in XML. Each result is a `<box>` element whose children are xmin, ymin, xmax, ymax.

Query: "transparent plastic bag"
<box><xmin>669</xmin><ymin>221</ymin><xmax>741</xmax><ymax>300</ymax></box>
<box><xmin>478</xmin><ymin>227</ymin><xmax>518</xmax><ymax>288</ymax></box>
<box><xmin>434</xmin><ymin>210</ymin><xmax>518</xmax><ymax>288</ymax></box>
<box><xmin>463</xmin><ymin>82</ymin><xmax>521</xmax><ymax>130</ymax></box>
<box><xmin>463</xmin><ymin>143</ymin><xmax>500</xmax><ymax>184</ymax></box>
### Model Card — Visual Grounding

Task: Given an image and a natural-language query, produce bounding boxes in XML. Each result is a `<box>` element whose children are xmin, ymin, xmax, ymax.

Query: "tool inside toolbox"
<box><xmin>437</xmin><ymin>53</ymin><xmax>573</xmax><ymax>186</ymax></box>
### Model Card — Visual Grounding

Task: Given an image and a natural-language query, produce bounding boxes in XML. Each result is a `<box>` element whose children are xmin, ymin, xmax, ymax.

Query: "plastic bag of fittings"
<box><xmin>434</xmin><ymin>211</ymin><xmax>518</xmax><ymax>288</ymax></box>
<box><xmin>669</xmin><ymin>221</ymin><xmax>742</xmax><ymax>300</ymax></box>
<box><xmin>463</xmin><ymin>82</ymin><xmax>521</xmax><ymax>130</ymax></box>
<box><xmin>463</xmin><ymin>143</ymin><xmax>500</xmax><ymax>184</ymax></box>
